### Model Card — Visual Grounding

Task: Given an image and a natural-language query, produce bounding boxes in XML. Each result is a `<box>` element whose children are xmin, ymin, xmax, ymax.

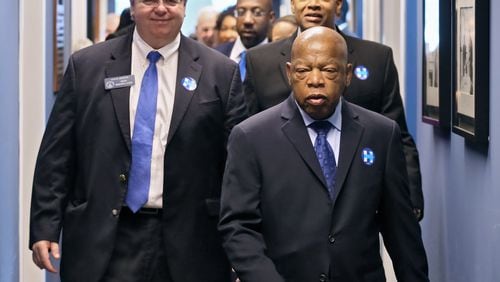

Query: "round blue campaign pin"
<box><xmin>361</xmin><ymin>148</ymin><xmax>375</xmax><ymax>166</ymax></box>
<box><xmin>181</xmin><ymin>77</ymin><xmax>197</xmax><ymax>91</ymax></box>
<box><xmin>354</xmin><ymin>65</ymin><xmax>369</xmax><ymax>80</ymax></box>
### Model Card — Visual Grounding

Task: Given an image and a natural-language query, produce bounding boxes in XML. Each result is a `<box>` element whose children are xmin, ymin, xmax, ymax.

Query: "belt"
<box><xmin>123</xmin><ymin>206</ymin><xmax>163</xmax><ymax>216</ymax></box>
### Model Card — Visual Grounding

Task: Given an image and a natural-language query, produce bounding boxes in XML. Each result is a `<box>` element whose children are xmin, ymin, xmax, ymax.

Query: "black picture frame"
<box><xmin>422</xmin><ymin>0</ymin><xmax>451</xmax><ymax>129</ymax></box>
<box><xmin>451</xmin><ymin>0</ymin><xmax>489</xmax><ymax>143</ymax></box>
<box><xmin>53</xmin><ymin>0</ymin><xmax>65</xmax><ymax>93</ymax></box>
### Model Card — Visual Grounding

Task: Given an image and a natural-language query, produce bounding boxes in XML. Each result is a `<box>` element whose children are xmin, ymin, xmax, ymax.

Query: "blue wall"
<box><xmin>0</xmin><ymin>1</ymin><xmax>20</xmax><ymax>282</ymax></box>
<box><xmin>408</xmin><ymin>1</ymin><xmax>500</xmax><ymax>281</ymax></box>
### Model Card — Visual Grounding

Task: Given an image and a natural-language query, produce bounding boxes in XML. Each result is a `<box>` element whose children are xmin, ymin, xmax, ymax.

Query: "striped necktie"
<box><xmin>310</xmin><ymin>121</ymin><xmax>336</xmax><ymax>200</ymax></box>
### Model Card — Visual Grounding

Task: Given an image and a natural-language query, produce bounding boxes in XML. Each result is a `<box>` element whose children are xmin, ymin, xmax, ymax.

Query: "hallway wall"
<box><xmin>408</xmin><ymin>1</ymin><xmax>500</xmax><ymax>281</ymax></box>
<box><xmin>0</xmin><ymin>1</ymin><xmax>20</xmax><ymax>279</ymax></box>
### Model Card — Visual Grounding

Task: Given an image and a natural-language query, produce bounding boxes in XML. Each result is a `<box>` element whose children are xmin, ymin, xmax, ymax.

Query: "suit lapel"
<box><xmin>105</xmin><ymin>33</ymin><xmax>134</xmax><ymax>152</ymax></box>
<box><xmin>281</xmin><ymin>97</ymin><xmax>329</xmax><ymax>190</ymax></box>
<box><xmin>278</xmin><ymin>33</ymin><xmax>296</xmax><ymax>92</ymax></box>
<box><xmin>342</xmin><ymin>33</ymin><xmax>357</xmax><ymax>69</ymax></box>
<box><xmin>333</xmin><ymin>101</ymin><xmax>364</xmax><ymax>203</ymax></box>
<box><xmin>167</xmin><ymin>36</ymin><xmax>202</xmax><ymax>144</ymax></box>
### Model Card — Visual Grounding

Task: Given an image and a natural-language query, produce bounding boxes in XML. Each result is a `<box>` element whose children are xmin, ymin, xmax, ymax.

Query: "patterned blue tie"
<box><xmin>126</xmin><ymin>51</ymin><xmax>161</xmax><ymax>212</ymax></box>
<box><xmin>310</xmin><ymin>121</ymin><xmax>336</xmax><ymax>199</ymax></box>
<box><xmin>239</xmin><ymin>50</ymin><xmax>246</xmax><ymax>82</ymax></box>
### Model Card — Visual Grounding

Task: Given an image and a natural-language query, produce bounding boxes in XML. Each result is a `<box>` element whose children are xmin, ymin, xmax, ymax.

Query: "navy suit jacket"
<box><xmin>219</xmin><ymin>97</ymin><xmax>429</xmax><ymax>282</ymax></box>
<box><xmin>244</xmin><ymin>30</ymin><xmax>424</xmax><ymax>217</ymax></box>
<box><xmin>30</xmin><ymin>31</ymin><xmax>247</xmax><ymax>282</ymax></box>
<box><xmin>215</xmin><ymin>41</ymin><xmax>235</xmax><ymax>57</ymax></box>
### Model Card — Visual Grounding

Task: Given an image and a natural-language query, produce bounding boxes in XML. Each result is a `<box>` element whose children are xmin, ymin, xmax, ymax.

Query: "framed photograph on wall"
<box><xmin>422</xmin><ymin>0</ymin><xmax>451</xmax><ymax>128</ymax></box>
<box><xmin>452</xmin><ymin>0</ymin><xmax>489</xmax><ymax>143</ymax></box>
<box><xmin>53</xmin><ymin>0</ymin><xmax>65</xmax><ymax>93</ymax></box>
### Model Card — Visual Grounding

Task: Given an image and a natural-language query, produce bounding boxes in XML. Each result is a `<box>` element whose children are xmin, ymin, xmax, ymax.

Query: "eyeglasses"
<box><xmin>139</xmin><ymin>0</ymin><xmax>182</xmax><ymax>7</ymax></box>
<box><xmin>234</xmin><ymin>8</ymin><xmax>268</xmax><ymax>18</ymax></box>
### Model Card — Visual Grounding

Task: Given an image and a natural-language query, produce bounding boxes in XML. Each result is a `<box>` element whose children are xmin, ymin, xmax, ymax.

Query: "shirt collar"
<box><xmin>133</xmin><ymin>28</ymin><xmax>181</xmax><ymax>63</ymax></box>
<box><xmin>230</xmin><ymin>36</ymin><xmax>269</xmax><ymax>61</ymax></box>
<box><xmin>296</xmin><ymin>97</ymin><xmax>343</xmax><ymax>131</ymax></box>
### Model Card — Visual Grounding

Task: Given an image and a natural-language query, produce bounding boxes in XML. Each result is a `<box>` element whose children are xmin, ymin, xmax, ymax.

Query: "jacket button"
<box><xmin>119</xmin><ymin>174</ymin><xmax>127</xmax><ymax>183</ymax></box>
<box><xmin>319</xmin><ymin>273</ymin><xmax>328</xmax><ymax>282</ymax></box>
<box><xmin>328</xmin><ymin>235</ymin><xmax>335</xmax><ymax>243</ymax></box>
<box><xmin>112</xmin><ymin>209</ymin><xmax>119</xmax><ymax>216</ymax></box>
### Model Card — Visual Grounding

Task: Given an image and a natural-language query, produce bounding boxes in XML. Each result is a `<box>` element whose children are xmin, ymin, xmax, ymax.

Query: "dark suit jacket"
<box><xmin>244</xmin><ymin>30</ymin><xmax>424</xmax><ymax>216</ymax></box>
<box><xmin>215</xmin><ymin>41</ymin><xmax>235</xmax><ymax>57</ymax></box>
<box><xmin>219</xmin><ymin>97</ymin><xmax>429</xmax><ymax>282</ymax></box>
<box><xmin>30</xmin><ymin>31</ymin><xmax>247</xmax><ymax>282</ymax></box>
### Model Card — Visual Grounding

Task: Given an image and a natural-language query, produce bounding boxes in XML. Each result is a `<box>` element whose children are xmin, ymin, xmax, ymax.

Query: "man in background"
<box><xmin>216</xmin><ymin>0</ymin><xmax>275</xmax><ymax>81</ymax></box>
<box><xmin>195</xmin><ymin>6</ymin><xmax>218</xmax><ymax>47</ymax></box>
<box><xmin>30</xmin><ymin>0</ymin><xmax>246</xmax><ymax>281</ymax></box>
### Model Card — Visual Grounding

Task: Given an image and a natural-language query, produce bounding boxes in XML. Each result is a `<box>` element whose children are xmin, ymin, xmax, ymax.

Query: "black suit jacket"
<box><xmin>244</xmin><ymin>30</ymin><xmax>424</xmax><ymax>216</ymax></box>
<box><xmin>215</xmin><ymin>41</ymin><xmax>235</xmax><ymax>57</ymax></box>
<box><xmin>219</xmin><ymin>97</ymin><xmax>429</xmax><ymax>282</ymax></box>
<box><xmin>30</xmin><ymin>31</ymin><xmax>247</xmax><ymax>282</ymax></box>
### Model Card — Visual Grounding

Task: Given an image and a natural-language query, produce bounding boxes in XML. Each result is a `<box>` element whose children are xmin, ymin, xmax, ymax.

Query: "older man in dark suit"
<box><xmin>29</xmin><ymin>0</ymin><xmax>246</xmax><ymax>281</ymax></box>
<box><xmin>244</xmin><ymin>0</ymin><xmax>424</xmax><ymax>220</ymax></box>
<box><xmin>220</xmin><ymin>27</ymin><xmax>428</xmax><ymax>282</ymax></box>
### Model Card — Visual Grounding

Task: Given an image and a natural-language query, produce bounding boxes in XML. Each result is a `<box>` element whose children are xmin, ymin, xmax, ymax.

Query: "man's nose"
<box><xmin>308</xmin><ymin>69</ymin><xmax>325</xmax><ymax>86</ymax></box>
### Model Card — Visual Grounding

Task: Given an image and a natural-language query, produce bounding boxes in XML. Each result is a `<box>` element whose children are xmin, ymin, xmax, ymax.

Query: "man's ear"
<box><xmin>286</xmin><ymin>62</ymin><xmax>293</xmax><ymax>85</ymax></box>
<box><xmin>269</xmin><ymin>10</ymin><xmax>276</xmax><ymax>23</ymax></box>
<box><xmin>345</xmin><ymin>63</ymin><xmax>353</xmax><ymax>86</ymax></box>
<box><xmin>335</xmin><ymin>0</ymin><xmax>344</xmax><ymax>19</ymax></box>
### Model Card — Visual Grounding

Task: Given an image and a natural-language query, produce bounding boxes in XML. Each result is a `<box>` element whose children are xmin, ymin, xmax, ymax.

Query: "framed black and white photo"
<box><xmin>422</xmin><ymin>0</ymin><xmax>451</xmax><ymax>128</ymax></box>
<box><xmin>53</xmin><ymin>0</ymin><xmax>65</xmax><ymax>93</ymax></box>
<box><xmin>452</xmin><ymin>0</ymin><xmax>489</xmax><ymax>142</ymax></box>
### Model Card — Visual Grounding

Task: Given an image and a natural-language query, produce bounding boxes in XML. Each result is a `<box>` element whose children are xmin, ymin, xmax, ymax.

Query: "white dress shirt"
<box><xmin>129</xmin><ymin>28</ymin><xmax>180</xmax><ymax>208</ymax></box>
<box><xmin>229</xmin><ymin>36</ymin><xmax>268</xmax><ymax>63</ymax></box>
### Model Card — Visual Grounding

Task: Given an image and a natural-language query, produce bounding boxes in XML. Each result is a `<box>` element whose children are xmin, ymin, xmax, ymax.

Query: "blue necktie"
<box><xmin>310</xmin><ymin>121</ymin><xmax>336</xmax><ymax>199</ymax></box>
<box><xmin>239</xmin><ymin>50</ymin><xmax>246</xmax><ymax>82</ymax></box>
<box><xmin>126</xmin><ymin>51</ymin><xmax>161</xmax><ymax>212</ymax></box>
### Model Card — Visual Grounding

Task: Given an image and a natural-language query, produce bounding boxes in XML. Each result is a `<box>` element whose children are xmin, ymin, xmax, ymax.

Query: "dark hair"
<box><xmin>273</xmin><ymin>15</ymin><xmax>297</xmax><ymax>26</ymax></box>
<box><xmin>116</xmin><ymin>8</ymin><xmax>134</xmax><ymax>31</ymax></box>
<box><xmin>215</xmin><ymin>5</ymin><xmax>236</xmax><ymax>31</ymax></box>
<box><xmin>268</xmin><ymin>15</ymin><xmax>298</xmax><ymax>41</ymax></box>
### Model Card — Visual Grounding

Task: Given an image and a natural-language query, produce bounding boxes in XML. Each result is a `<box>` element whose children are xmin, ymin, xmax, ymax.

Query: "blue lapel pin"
<box><xmin>181</xmin><ymin>76</ymin><xmax>197</xmax><ymax>91</ymax></box>
<box><xmin>362</xmin><ymin>148</ymin><xmax>375</xmax><ymax>166</ymax></box>
<box><xmin>354</xmin><ymin>65</ymin><xmax>369</xmax><ymax>80</ymax></box>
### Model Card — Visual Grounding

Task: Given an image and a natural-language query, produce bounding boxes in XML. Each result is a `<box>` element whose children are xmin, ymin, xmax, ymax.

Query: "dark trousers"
<box><xmin>100</xmin><ymin>207</ymin><xmax>172</xmax><ymax>282</ymax></box>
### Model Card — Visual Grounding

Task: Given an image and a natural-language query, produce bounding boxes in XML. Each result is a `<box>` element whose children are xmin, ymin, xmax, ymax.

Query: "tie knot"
<box><xmin>310</xmin><ymin>121</ymin><xmax>332</xmax><ymax>136</ymax></box>
<box><xmin>240</xmin><ymin>50</ymin><xmax>246</xmax><ymax>60</ymax></box>
<box><xmin>147</xmin><ymin>51</ymin><xmax>162</xmax><ymax>64</ymax></box>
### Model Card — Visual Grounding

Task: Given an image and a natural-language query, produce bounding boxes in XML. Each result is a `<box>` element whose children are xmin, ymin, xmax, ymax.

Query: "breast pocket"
<box><xmin>198</xmin><ymin>92</ymin><xmax>221</xmax><ymax>105</ymax></box>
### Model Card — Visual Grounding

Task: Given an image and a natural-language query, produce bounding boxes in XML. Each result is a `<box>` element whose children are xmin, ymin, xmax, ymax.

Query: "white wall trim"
<box><xmin>71</xmin><ymin>0</ymin><xmax>88</xmax><ymax>42</ymax></box>
<box><xmin>380</xmin><ymin>0</ymin><xmax>405</xmax><ymax>104</ymax></box>
<box><xmin>19</xmin><ymin>0</ymin><xmax>47</xmax><ymax>280</ymax></box>
<box><xmin>399</xmin><ymin>0</ymin><xmax>407</xmax><ymax>104</ymax></box>
<box><xmin>71</xmin><ymin>1</ymin><xmax>88</xmax><ymax>52</ymax></box>
<box><xmin>363</xmin><ymin>0</ymin><xmax>381</xmax><ymax>42</ymax></box>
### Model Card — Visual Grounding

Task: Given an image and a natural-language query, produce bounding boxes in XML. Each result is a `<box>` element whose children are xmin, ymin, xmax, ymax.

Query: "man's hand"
<box><xmin>32</xmin><ymin>240</ymin><xmax>60</xmax><ymax>273</ymax></box>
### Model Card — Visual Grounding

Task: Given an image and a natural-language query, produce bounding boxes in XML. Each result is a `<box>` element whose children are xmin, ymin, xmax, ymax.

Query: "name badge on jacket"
<box><xmin>104</xmin><ymin>75</ymin><xmax>135</xmax><ymax>90</ymax></box>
